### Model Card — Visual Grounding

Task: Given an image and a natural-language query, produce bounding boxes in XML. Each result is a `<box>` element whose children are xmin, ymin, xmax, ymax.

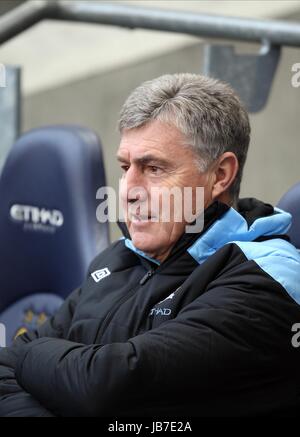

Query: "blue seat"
<box><xmin>277</xmin><ymin>182</ymin><xmax>300</xmax><ymax>249</ymax></box>
<box><xmin>0</xmin><ymin>125</ymin><xmax>110</xmax><ymax>346</ymax></box>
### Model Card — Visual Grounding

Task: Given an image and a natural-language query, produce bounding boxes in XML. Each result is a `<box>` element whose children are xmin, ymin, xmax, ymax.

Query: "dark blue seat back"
<box><xmin>0</xmin><ymin>125</ymin><xmax>110</xmax><ymax>345</ymax></box>
<box><xmin>277</xmin><ymin>182</ymin><xmax>300</xmax><ymax>249</ymax></box>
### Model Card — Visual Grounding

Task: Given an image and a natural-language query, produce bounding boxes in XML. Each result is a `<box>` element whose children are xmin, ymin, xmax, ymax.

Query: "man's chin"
<box><xmin>130</xmin><ymin>231</ymin><xmax>157</xmax><ymax>255</ymax></box>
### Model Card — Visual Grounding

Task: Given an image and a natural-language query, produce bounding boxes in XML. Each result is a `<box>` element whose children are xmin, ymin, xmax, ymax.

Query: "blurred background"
<box><xmin>1</xmin><ymin>0</ymin><xmax>300</xmax><ymax>241</ymax></box>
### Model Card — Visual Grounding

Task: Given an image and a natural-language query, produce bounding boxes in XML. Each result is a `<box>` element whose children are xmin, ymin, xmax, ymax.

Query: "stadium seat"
<box><xmin>0</xmin><ymin>125</ymin><xmax>110</xmax><ymax>346</ymax></box>
<box><xmin>277</xmin><ymin>182</ymin><xmax>300</xmax><ymax>249</ymax></box>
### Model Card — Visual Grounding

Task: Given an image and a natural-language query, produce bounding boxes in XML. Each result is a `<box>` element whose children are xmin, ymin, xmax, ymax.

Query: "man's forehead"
<box><xmin>117</xmin><ymin>139</ymin><xmax>174</xmax><ymax>162</ymax></box>
<box><xmin>117</xmin><ymin>144</ymin><xmax>165</xmax><ymax>159</ymax></box>
<box><xmin>117</xmin><ymin>121</ymin><xmax>186</xmax><ymax>156</ymax></box>
<box><xmin>118</xmin><ymin>135</ymin><xmax>166</xmax><ymax>152</ymax></box>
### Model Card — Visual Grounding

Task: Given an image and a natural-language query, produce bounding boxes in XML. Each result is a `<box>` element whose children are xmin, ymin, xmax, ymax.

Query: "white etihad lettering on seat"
<box><xmin>91</xmin><ymin>268</ymin><xmax>111</xmax><ymax>283</ymax></box>
<box><xmin>10</xmin><ymin>204</ymin><xmax>64</xmax><ymax>229</ymax></box>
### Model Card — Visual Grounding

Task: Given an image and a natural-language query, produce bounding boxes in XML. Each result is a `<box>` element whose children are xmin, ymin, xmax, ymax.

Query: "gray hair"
<box><xmin>118</xmin><ymin>73</ymin><xmax>250</xmax><ymax>202</ymax></box>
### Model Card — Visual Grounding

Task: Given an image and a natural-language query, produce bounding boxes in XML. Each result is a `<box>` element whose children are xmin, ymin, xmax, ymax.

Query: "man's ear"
<box><xmin>211</xmin><ymin>152</ymin><xmax>239</xmax><ymax>201</ymax></box>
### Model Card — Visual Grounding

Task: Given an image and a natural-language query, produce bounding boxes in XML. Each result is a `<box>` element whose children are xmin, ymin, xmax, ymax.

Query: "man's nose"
<box><xmin>124</xmin><ymin>167</ymin><xmax>147</xmax><ymax>203</ymax></box>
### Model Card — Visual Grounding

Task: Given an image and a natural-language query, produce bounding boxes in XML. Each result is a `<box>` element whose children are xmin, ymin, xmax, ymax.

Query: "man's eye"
<box><xmin>149</xmin><ymin>166</ymin><xmax>162</xmax><ymax>175</ymax></box>
<box><xmin>121</xmin><ymin>165</ymin><xmax>129</xmax><ymax>172</ymax></box>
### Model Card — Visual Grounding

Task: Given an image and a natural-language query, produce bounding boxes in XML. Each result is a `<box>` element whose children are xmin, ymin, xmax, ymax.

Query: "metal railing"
<box><xmin>0</xmin><ymin>0</ymin><xmax>300</xmax><ymax>47</ymax></box>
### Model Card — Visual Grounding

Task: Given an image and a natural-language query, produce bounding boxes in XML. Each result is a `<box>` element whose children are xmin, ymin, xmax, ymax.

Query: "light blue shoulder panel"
<box><xmin>234</xmin><ymin>238</ymin><xmax>300</xmax><ymax>305</ymax></box>
<box><xmin>188</xmin><ymin>206</ymin><xmax>292</xmax><ymax>265</ymax></box>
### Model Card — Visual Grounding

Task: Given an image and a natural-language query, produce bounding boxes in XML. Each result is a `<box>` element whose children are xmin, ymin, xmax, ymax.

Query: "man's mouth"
<box><xmin>129</xmin><ymin>214</ymin><xmax>155</xmax><ymax>223</ymax></box>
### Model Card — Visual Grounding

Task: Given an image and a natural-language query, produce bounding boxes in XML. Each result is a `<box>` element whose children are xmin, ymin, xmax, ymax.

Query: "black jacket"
<box><xmin>1</xmin><ymin>198</ymin><xmax>300</xmax><ymax>417</ymax></box>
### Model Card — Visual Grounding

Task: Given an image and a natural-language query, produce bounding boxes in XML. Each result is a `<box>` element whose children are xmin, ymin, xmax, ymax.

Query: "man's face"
<box><xmin>117</xmin><ymin>120</ymin><xmax>214</xmax><ymax>262</ymax></box>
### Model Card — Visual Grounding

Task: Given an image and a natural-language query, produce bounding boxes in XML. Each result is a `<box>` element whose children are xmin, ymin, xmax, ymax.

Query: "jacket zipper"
<box><xmin>94</xmin><ymin>268</ymin><xmax>155</xmax><ymax>342</ymax></box>
<box><xmin>139</xmin><ymin>269</ymin><xmax>155</xmax><ymax>285</ymax></box>
<box><xmin>94</xmin><ymin>235</ymin><xmax>201</xmax><ymax>342</ymax></box>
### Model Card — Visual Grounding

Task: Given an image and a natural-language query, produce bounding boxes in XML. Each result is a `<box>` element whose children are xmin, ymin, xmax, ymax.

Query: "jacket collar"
<box><xmin>118</xmin><ymin>197</ymin><xmax>292</xmax><ymax>266</ymax></box>
<box><xmin>118</xmin><ymin>201</ymin><xmax>229</xmax><ymax>266</ymax></box>
<box><xmin>188</xmin><ymin>198</ymin><xmax>292</xmax><ymax>264</ymax></box>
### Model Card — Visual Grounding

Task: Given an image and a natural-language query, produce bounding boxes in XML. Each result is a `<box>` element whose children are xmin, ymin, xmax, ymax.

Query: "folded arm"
<box><xmin>14</xmin><ymin>285</ymin><xmax>286</xmax><ymax>417</ymax></box>
<box><xmin>0</xmin><ymin>287</ymin><xmax>81</xmax><ymax>417</ymax></box>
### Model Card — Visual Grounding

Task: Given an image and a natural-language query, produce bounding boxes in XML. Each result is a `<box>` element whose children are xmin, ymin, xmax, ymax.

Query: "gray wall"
<box><xmin>22</xmin><ymin>42</ymin><xmax>300</xmax><ymax>242</ymax></box>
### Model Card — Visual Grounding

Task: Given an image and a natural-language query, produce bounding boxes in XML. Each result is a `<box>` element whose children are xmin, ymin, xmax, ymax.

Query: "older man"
<box><xmin>0</xmin><ymin>73</ymin><xmax>300</xmax><ymax>417</ymax></box>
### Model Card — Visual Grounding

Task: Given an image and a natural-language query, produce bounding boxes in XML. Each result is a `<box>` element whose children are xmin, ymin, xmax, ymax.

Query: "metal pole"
<box><xmin>0</xmin><ymin>66</ymin><xmax>21</xmax><ymax>169</ymax></box>
<box><xmin>0</xmin><ymin>0</ymin><xmax>57</xmax><ymax>45</ymax></box>
<box><xmin>1</xmin><ymin>0</ymin><xmax>300</xmax><ymax>47</ymax></box>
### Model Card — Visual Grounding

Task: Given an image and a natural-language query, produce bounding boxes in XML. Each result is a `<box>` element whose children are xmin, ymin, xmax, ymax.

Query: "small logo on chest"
<box><xmin>150</xmin><ymin>287</ymin><xmax>181</xmax><ymax>317</ymax></box>
<box><xmin>91</xmin><ymin>268</ymin><xmax>111</xmax><ymax>283</ymax></box>
<box><xmin>150</xmin><ymin>307</ymin><xmax>172</xmax><ymax>316</ymax></box>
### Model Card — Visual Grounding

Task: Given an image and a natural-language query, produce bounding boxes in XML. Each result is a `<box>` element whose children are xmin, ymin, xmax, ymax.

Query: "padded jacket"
<box><xmin>1</xmin><ymin>198</ymin><xmax>300</xmax><ymax>417</ymax></box>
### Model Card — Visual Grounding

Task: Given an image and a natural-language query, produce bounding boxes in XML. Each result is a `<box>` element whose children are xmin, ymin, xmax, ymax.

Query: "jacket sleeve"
<box><xmin>0</xmin><ymin>287</ymin><xmax>81</xmax><ymax>417</ymax></box>
<box><xmin>13</xmin><ymin>284</ymin><xmax>292</xmax><ymax>417</ymax></box>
